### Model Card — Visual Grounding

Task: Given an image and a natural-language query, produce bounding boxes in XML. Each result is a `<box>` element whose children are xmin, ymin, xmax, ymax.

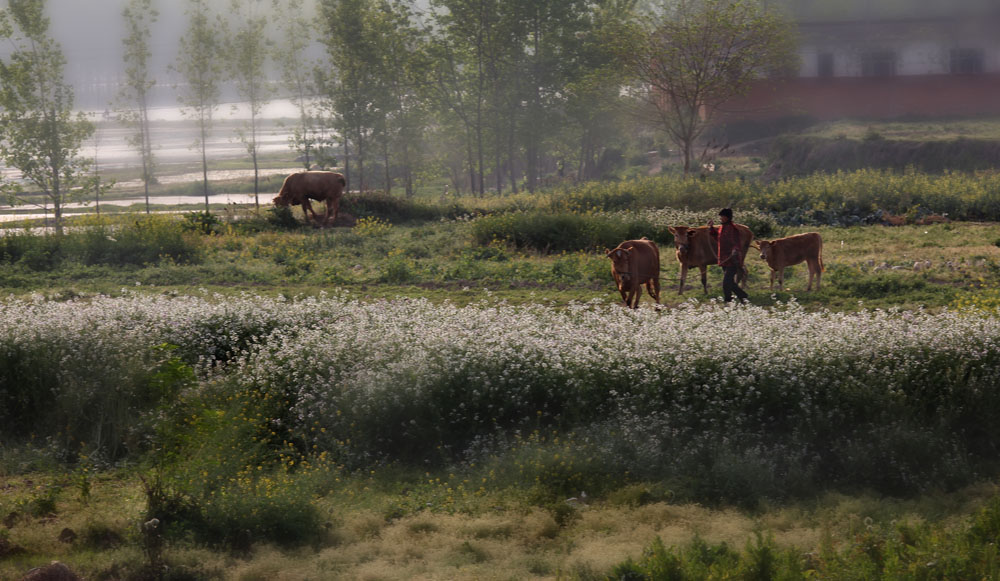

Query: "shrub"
<box><xmin>181</xmin><ymin>211</ymin><xmax>220</xmax><ymax>234</ymax></box>
<box><xmin>470</xmin><ymin>211</ymin><xmax>668</xmax><ymax>253</ymax></box>
<box><xmin>0</xmin><ymin>216</ymin><xmax>201</xmax><ymax>270</ymax></box>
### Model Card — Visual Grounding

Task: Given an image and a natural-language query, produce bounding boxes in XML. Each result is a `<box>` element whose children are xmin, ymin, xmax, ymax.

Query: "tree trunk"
<box><xmin>383</xmin><ymin>134</ymin><xmax>391</xmax><ymax>195</ymax></box>
<box><xmin>251</xmin><ymin>109</ymin><xmax>260</xmax><ymax>210</ymax></box>
<box><xmin>141</xmin><ymin>92</ymin><xmax>151</xmax><ymax>215</ymax></box>
<box><xmin>200</xmin><ymin>114</ymin><xmax>209</xmax><ymax>213</ymax></box>
<box><xmin>343</xmin><ymin>135</ymin><xmax>351</xmax><ymax>192</ymax></box>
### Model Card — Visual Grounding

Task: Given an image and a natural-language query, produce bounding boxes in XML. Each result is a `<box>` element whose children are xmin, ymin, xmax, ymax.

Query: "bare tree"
<box><xmin>623</xmin><ymin>0</ymin><xmax>797</xmax><ymax>176</ymax></box>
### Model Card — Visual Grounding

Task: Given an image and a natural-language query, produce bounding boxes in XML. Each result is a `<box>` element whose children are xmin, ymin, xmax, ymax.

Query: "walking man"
<box><xmin>708</xmin><ymin>208</ymin><xmax>749</xmax><ymax>304</ymax></box>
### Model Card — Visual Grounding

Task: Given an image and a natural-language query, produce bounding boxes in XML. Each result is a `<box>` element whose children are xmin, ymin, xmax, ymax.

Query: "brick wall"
<box><xmin>722</xmin><ymin>73</ymin><xmax>1000</xmax><ymax>120</ymax></box>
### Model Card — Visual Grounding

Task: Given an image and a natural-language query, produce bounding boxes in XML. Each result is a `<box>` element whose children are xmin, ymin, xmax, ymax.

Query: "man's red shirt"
<box><xmin>709</xmin><ymin>222</ymin><xmax>743</xmax><ymax>267</ymax></box>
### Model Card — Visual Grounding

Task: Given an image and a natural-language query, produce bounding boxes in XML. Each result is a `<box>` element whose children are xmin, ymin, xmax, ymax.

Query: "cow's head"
<box><xmin>272</xmin><ymin>193</ymin><xmax>291</xmax><ymax>207</ymax></box>
<box><xmin>606</xmin><ymin>246</ymin><xmax>633</xmax><ymax>285</ymax></box>
<box><xmin>754</xmin><ymin>240</ymin><xmax>773</xmax><ymax>261</ymax></box>
<box><xmin>667</xmin><ymin>226</ymin><xmax>698</xmax><ymax>257</ymax></box>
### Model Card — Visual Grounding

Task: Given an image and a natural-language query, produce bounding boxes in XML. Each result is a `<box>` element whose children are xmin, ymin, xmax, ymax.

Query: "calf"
<box><xmin>606</xmin><ymin>238</ymin><xmax>661</xmax><ymax>308</ymax></box>
<box><xmin>667</xmin><ymin>224</ymin><xmax>753</xmax><ymax>294</ymax></box>
<box><xmin>754</xmin><ymin>232</ymin><xmax>825</xmax><ymax>291</ymax></box>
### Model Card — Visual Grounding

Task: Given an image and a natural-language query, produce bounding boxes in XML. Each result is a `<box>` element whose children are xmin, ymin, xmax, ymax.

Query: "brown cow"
<box><xmin>667</xmin><ymin>224</ymin><xmax>753</xmax><ymax>294</ymax></box>
<box><xmin>606</xmin><ymin>238</ymin><xmax>661</xmax><ymax>309</ymax></box>
<box><xmin>272</xmin><ymin>171</ymin><xmax>346</xmax><ymax>226</ymax></box>
<box><xmin>754</xmin><ymin>232</ymin><xmax>825</xmax><ymax>291</ymax></box>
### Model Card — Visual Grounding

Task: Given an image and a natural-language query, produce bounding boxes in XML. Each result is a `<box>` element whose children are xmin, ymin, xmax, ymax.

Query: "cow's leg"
<box><xmin>301</xmin><ymin>199</ymin><xmax>318</xmax><ymax>224</ymax></box>
<box><xmin>649</xmin><ymin>276</ymin><xmax>661</xmax><ymax>304</ymax></box>
<box><xmin>699</xmin><ymin>266</ymin><xmax>708</xmax><ymax>294</ymax></box>
<box><xmin>808</xmin><ymin>259</ymin><xmax>820</xmax><ymax>290</ymax></box>
<box><xmin>327</xmin><ymin>196</ymin><xmax>341</xmax><ymax>226</ymax></box>
<box><xmin>769</xmin><ymin>270</ymin><xmax>776</xmax><ymax>291</ymax></box>
<box><xmin>613</xmin><ymin>273</ymin><xmax>628</xmax><ymax>306</ymax></box>
<box><xmin>678</xmin><ymin>264</ymin><xmax>688</xmax><ymax>294</ymax></box>
<box><xmin>778</xmin><ymin>268</ymin><xmax>785</xmax><ymax>290</ymax></box>
<box><xmin>629</xmin><ymin>286</ymin><xmax>640</xmax><ymax>309</ymax></box>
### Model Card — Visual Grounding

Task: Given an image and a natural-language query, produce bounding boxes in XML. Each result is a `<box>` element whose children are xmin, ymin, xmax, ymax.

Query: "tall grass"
<box><xmin>603</xmin><ymin>497</ymin><xmax>1000</xmax><ymax>580</ymax></box>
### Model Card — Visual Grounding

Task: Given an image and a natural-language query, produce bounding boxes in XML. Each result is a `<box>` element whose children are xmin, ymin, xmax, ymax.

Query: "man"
<box><xmin>708</xmin><ymin>208</ymin><xmax>749</xmax><ymax>304</ymax></box>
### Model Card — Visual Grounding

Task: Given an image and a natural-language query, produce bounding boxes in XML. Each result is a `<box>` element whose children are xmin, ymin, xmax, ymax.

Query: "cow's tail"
<box><xmin>818</xmin><ymin>237</ymin><xmax>825</xmax><ymax>272</ymax></box>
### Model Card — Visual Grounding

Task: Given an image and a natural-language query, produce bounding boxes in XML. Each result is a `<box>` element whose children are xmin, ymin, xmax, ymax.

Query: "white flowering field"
<box><xmin>2</xmin><ymin>292</ymin><xmax>999</xmax><ymax>500</ymax></box>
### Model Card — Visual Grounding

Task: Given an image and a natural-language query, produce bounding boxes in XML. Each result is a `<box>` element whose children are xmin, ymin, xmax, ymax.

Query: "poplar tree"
<box><xmin>225</xmin><ymin>0</ymin><xmax>273</xmax><ymax>209</ymax></box>
<box><xmin>0</xmin><ymin>0</ymin><xmax>100</xmax><ymax>234</ymax></box>
<box><xmin>272</xmin><ymin>0</ymin><xmax>321</xmax><ymax>170</ymax></box>
<box><xmin>118</xmin><ymin>0</ymin><xmax>159</xmax><ymax>214</ymax></box>
<box><xmin>172</xmin><ymin>0</ymin><xmax>222</xmax><ymax>212</ymax></box>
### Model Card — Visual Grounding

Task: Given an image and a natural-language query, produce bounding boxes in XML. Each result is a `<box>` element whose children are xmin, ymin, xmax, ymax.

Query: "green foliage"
<box><xmin>0</xmin><ymin>0</ymin><xmax>101</xmax><ymax>233</ymax></box>
<box><xmin>833</xmin><ymin>272</ymin><xmax>926</xmax><ymax>298</ymax></box>
<box><xmin>0</xmin><ymin>335</ymin><xmax>195</xmax><ymax>460</ymax></box>
<box><xmin>603</xmin><ymin>517</ymin><xmax>1000</xmax><ymax>580</ymax></box>
<box><xmin>181</xmin><ymin>210</ymin><xmax>220</xmax><ymax>234</ymax></box>
<box><xmin>0</xmin><ymin>216</ymin><xmax>201</xmax><ymax>269</ymax></box>
<box><xmin>471</xmin><ymin>211</ymin><xmax>669</xmax><ymax>253</ymax></box>
<box><xmin>342</xmin><ymin>192</ymin><xmax>441</xmax><ymax>222</ymax></box>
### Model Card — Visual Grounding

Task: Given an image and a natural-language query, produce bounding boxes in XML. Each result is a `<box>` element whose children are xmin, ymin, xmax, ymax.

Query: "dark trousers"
<box><xmin>722</xmin><ymin>265</ymin><xmax>748</xmax><ymax>303</ymax></box>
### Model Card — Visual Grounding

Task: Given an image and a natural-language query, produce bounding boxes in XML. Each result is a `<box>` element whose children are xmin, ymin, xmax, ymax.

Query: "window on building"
<box><xmin>861</xmin><ymin>50</ymin><xmax>896</xmax><ymax>77</ymax></box>
<box><xmin>817</xmin><ymin>53</ymin><xmax>834</xmax><ymax>78</ymax></box>
<box><xmin>950</xmin><ymin>48</ymin><xmax>984</xmax><ymax>74</ymax></box>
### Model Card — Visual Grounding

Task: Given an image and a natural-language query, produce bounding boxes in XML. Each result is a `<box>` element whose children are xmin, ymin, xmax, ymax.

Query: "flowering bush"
<box><xmin>2</xmin><ymin>293</ymin><xmax>999</xmax><ymax>500</ymax></box>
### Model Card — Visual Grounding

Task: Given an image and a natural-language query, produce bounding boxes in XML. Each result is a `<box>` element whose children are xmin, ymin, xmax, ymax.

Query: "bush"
<box><xmin>342</xmin><ymin>191</ymin><xmax>440</xmax><ymax>222</ymax></box>
<box><xmin>471</xmin><ymin>211</ymin><xmax>669</xmax><ymax>253</ymax></box>
<box><xmin>0</xmin><ymin>216</ymin><xmax>201</xmax><ymax>270</ymax></box>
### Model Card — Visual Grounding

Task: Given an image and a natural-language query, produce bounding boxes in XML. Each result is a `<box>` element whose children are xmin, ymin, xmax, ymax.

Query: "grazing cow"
<box><xmin>606</xmin><ymin>238</ymin><xmax>661</xmax><ymax>308</ymax></box>
<box><xmin>272</xmin><ymin>171</ymin><xmax>346</xmax><ymax>226</ymax></box>
<box><xmin>666</xmin><ymin>224</ymin><xmax>754</xmax><ymax>294</ymax></box>
<box><xmin>754</xmin><ymin>232</ymin><xmax>825</xmax><ymax>291</ymax></box>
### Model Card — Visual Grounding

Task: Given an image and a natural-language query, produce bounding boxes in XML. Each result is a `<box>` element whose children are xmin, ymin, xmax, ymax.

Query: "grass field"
<box><xmin>3</xmin><ymin>169</ymin><xmax>1000</xmax><ymax>580</ymax></box>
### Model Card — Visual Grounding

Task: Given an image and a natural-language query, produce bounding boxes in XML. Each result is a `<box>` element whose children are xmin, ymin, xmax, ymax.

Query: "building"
<box><xmin>729</xmin><ymin>0</ymin><xmax>1000</xmax><ymax>120</ymax></box>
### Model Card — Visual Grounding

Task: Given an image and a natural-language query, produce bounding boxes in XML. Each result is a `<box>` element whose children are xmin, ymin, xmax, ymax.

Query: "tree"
<box><xmin>622</xmin><ymin>0</ymin><xmax>797</xmax><ymax>175</ymax></box>
<box><xmin>118</xmin><ymin>0</ymin><xmax>159</xmax><ymax>214</ymax></box>
<box><xmin>224</xmin><ymin>0</ymin><xmax>273</xmax><ymax>209</ymax></box>
<box><xmin>272</xmin><ymin>0</ymin><xmax>322</xmax><ymax>171</ymax></box>
<box><xmin>0</xmin><ymin>0</ymin><xmax>101</xmax><ymax>234</ymax></box>
<box><xmin>563</xmin><ymin>0</ymin><xmax>638</xmax><ymax>181</ymax></box>
<box><xmin>319</xmin><ymin>0</ymin><xmax>378</xmax><ymax>192</ymax></box>
<box><xmin>172</xmin><ymin>0</ymin><xmax>222</xmax><ymax>212</ymax></box>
